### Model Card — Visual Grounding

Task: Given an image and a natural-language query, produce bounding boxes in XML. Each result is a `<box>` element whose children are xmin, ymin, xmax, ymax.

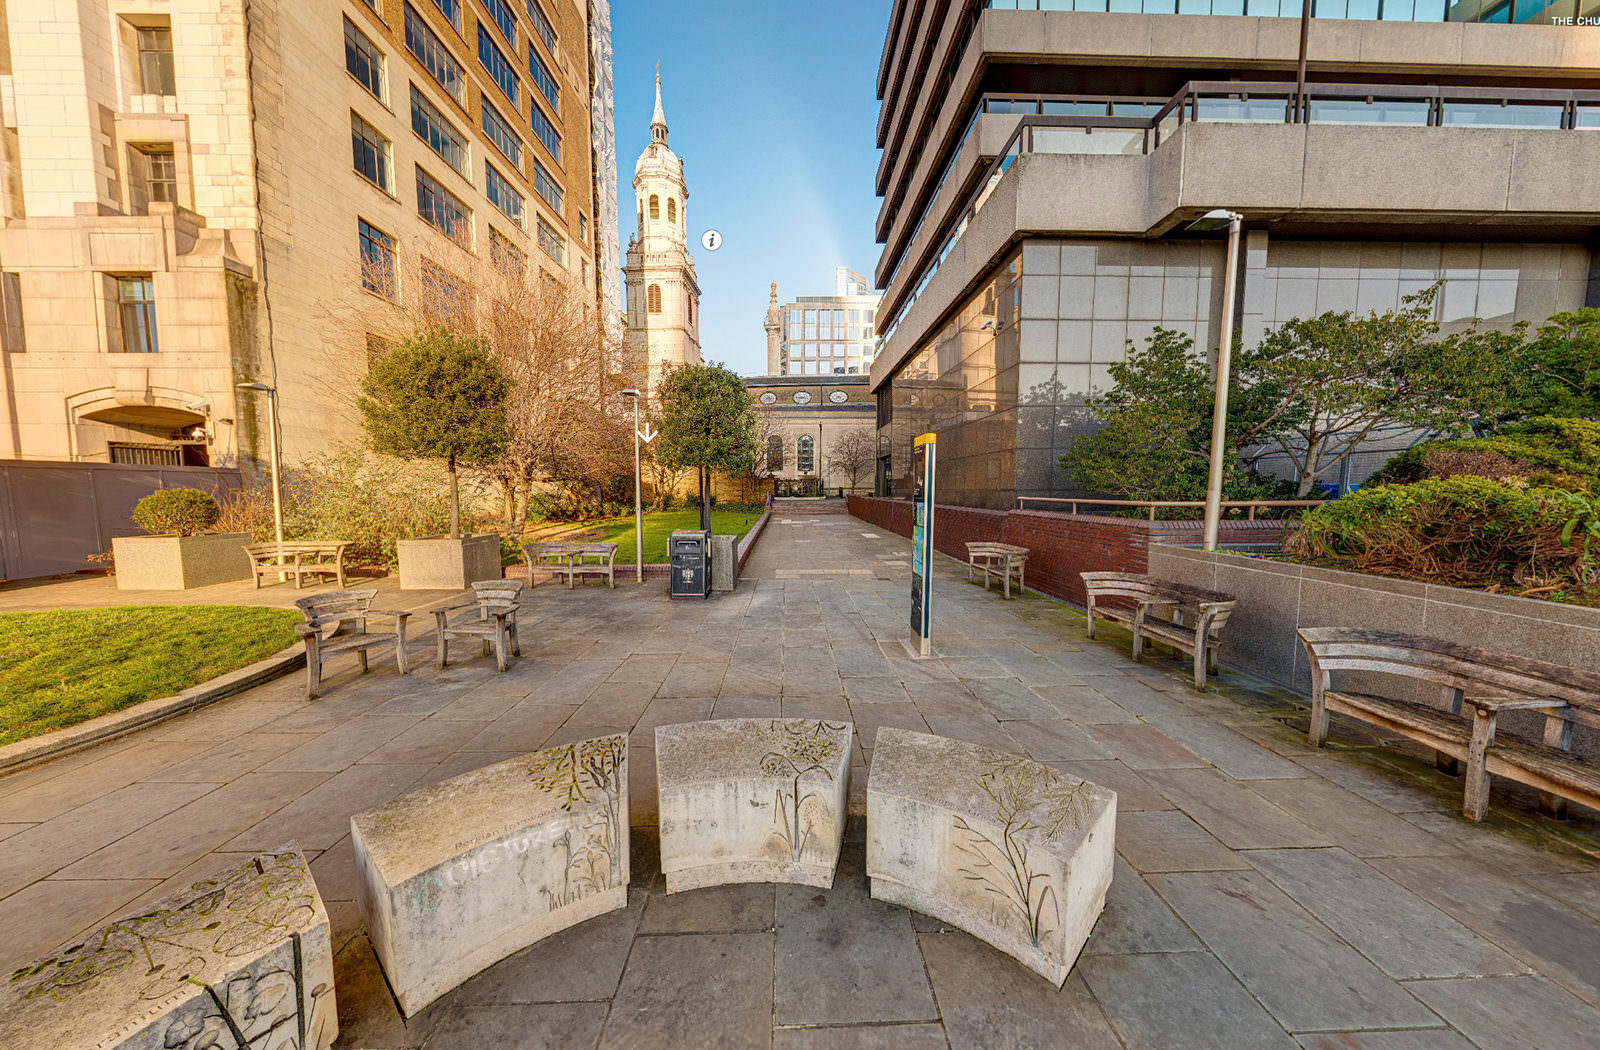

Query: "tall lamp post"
<box><xmin>235</xmin><ymin>381</ymin><xmax>283</xmax><ymax>546</ymax></box>
<box><xmin>621</xmin><ymin>388</ymin><xmax>644</xmax><ymax>582</ymax></box>
<box><xmin>817</xmin><ymin>421</ymin><xmax>825</xmax><ymax>497</ymax></box>
<box><xmin>1185</xmin><ymin>209</ymin><xmax>1243</xmax><ymax>553</ymax></box>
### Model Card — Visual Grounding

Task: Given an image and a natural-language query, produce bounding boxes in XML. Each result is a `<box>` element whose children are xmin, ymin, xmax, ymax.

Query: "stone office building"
<box><xmin>868</xmin><ymin>2</ymin><xmax>1600</xmax><ymax>510</ymax></box>
<box><xmin>762</xmin><ymin>268</ymin><xmax>882</xmax><ymax>377</ymax></box>
<box><xmin>747</xmin><ymin>374</ymin><xmax>876</xmax><ymax>495</ymax></box>
<box><xmin>0</xmin><ymin>0</ymin><xmax>613</xmax><ymax>469</ymax></box>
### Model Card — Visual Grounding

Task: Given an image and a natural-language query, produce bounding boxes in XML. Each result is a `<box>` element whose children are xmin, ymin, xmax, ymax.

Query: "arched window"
<box><xmin>647</xmin><ymin>284</ymin><xmax>662</xmax><ymax>313</ymax></box>
<box><xmin>766</xmin><ymin>435</ymin><xmax>784</xmax><ymax>472</ymax></box>
<box><xmin>797</xmin><ymin>435</ymin><xmax>815</xmax><ymax>475</ymax></box>
<box><xmin>648</xmin><ymin>194</ymin><xmax>659</xmax><ymax>219</ymax></box>
<box><xmin>667</xmin><ymin>198</ymin><xmax>676</xmax><ymax>224</ymax></box>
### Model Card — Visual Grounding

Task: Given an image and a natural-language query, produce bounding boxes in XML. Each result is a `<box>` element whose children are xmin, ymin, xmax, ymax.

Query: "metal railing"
<box><xmin>1015</xmin><ymin>496</ymin><xmax>1329</xmax><ymax>519</ymax></box>
<box><xmin>876</xmin><ymin>79</ymin><xmax>1600</xmax><ymax>350</ymax></box>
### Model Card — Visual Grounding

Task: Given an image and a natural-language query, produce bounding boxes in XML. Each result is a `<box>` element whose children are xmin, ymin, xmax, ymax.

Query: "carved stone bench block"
<box><xmin>0</xmin><ymin>848</ymin><xmax>336</xmax><ymax>1050</ymax></box>
<box><xmin>867</xmin><ymin>729</ymin><xmax>1117</xmax><ymax>987</ymax></box>
<box><xmin>350</xmin><ymin>734</ymin><xmax>629</xmax><ymax>1016</ymax></box>
<box><xmin>656</xmin><ymin>718</ymin><xmax>853</xmax><ymax>892</ymax></box>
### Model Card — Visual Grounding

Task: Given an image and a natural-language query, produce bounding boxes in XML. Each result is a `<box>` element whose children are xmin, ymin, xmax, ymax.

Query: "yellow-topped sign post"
<box><xmin>908</xmin><ymin>432</ymin><xmax>937</xmax><ymax>657</ymax></box>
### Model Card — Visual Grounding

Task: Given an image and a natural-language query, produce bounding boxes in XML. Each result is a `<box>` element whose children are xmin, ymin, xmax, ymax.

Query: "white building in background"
<box><xmin>586</xmin><ymin>0</ymin><xmax>623</xmax><ymax>340</ymax></box>
<box><xmin>764</xmin><ymin>269</ymin><xmax>881</xmax><ymax>376</ymax></box>
<box><xmin>622</xmin><ymin>72</ymin><xmax>700</xmax><ymax>391</ymax></box>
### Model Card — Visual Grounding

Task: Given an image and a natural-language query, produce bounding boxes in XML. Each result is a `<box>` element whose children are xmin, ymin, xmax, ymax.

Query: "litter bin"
<box><xmin>669</xmin><ymin>529</ymin><xmax>711</xmax><ymax>599</ymax></box>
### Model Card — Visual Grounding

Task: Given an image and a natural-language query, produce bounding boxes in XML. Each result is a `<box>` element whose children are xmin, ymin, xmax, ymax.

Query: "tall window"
<box><xmin>490</xmin><ymin>226</ymin><xmax>526</xmax><ymax>277</ymax></box>
<box><xmin>526</xmin><ymin>0</ymin><xmax>556</xmax><ymax>49</ymax></box>
<box><xmin>536</xmin><ymin>215</ymin><xmax>564</xmax><ymax>264</ymax></box>
<box><xmin>484</xmin><ymin>0</ymin><xmax>517</xmax><ymax>44</ymax></box>
<box><xmin>115</xmin><ymin>275</ymin><xmax>158</xmax><ymax>353</ymax></box>
<box><xmin>344</xmin><ymin>18</ymin><xmax>385</xmax><ymax>101</ymax></box>
<box><xmin>404</xmin><ymin>3</ymin><xmax>465</xmax><ymax>105</ymax></box>
<box><xmin>531</xmin><ymin>103</ymin><xmax>562</xmax><ymax>162</ymax></box>
<box><xmin>359</xmin><ymin>219</ymin><xmax>397</xmax><ymax>298</ymax></box>
<box><xmin>416</xmin><ymin>167</ymin><xmax>470</xmax><ymax>244</ymax></box>
<box><xmin>531</xmin><ymin>157</ymin><xmax>562</xmax><ymax>213</ymax></box>
<box><xmin>527</xmin><ymin>45</ymin><xmax>559</xmax><ymax>111</ymax></box>
<box><xmin>420</xmin><ymin>257</ymin><xmax>472</xmax><ymax>323</ymax></box>
<box><xmin>351</xmin><ymin>113</ymin><xmax>391</xmax><ymax>191</ymax></box>
<box><xmin>766</xmin><ymin>435</ymin><xmax>784</xmax><ymax>471</ymax></box>
<box><xmin>411</xmin><ymin>86</ymin><xmax>467</xmax><ymax>174</ymax></box>
<box><xmin>486</xmin><ymin>163</ymin><xmax>524</xmax><ymax>227</ymax></box>
<box><xmin>797</xmin><ymin>435</ymin><xmax>814</xmax><ymax>474</ymax></box>
<box><xmin>428</xmin><ymin>0</ymin><xmax>461</xmax><ymax>29</ymax></box>
<box><xmin>481</xmin><ymin>100</ymin><xmax>521</xmax><ymax>166</ymax></box>
<box><xmin>579</xmin><ymin>214</ymin><xmax>588</xmax><ymax>243</ymax></box>
<box><xmin>647</xmin><ymin>284</ymin><xmax>662</xmax><ymax>313</ymax></box>
<box><xmin>138</xmin><ymin>145</ymin><xmax>177</xmax><ymax>204</ymax></box>
<box><xmin>477</xmin><ymin>25</ymin><xmax>518</xmax><ymax>104</ymax></box>
<box><xmin>648</xmin><ymin>195</ymin><xmax>659</xmax><ymax>219</ymax></box>
<box><xmin>136</xmin><ymin>26</ymin><xmax>175</xmax><ymax>95</ymax></box>
<box><xmin>667</xmin><ymin>198</ymin><xmax>676</xmax><ymax>224</ymax></box>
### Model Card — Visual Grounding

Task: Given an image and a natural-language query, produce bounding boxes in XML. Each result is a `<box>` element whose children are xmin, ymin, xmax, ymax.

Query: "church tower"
<box><xmin>624</xmin><ymin>71</ymin><xmax>701</xmax><ymax>392</ymax></box>
<box><xmin>763</xmin><ymin>282</ymin><xmax>782</xmax><ymax>374</ymax></box>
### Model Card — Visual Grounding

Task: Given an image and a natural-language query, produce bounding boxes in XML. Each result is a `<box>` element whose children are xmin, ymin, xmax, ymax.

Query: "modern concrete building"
<box><xmin>764</xmin><ymin>269</ymin><xmax>881</xmax><ymax>376</ymax></box>
<box><xmin>869</xmin><ymin>3</ymin><xmax>1600</xmax><ymax>509</ymax></box>
<box><xmin>0</xmin><ymin>0</ymin><xmax>611</xmax><ymax>469</ymax></box>
<box><xmin>622</xmin><ymin>71</ymin><xmax>700</xmax><ymax>391</ymax></box>
<box><xmin>747</xmin><ymin>374</ymin><xmax>876</xmax><ymax>495</ymax></box>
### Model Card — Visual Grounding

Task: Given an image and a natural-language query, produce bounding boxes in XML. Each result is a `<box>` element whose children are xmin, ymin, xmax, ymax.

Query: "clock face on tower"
<box><xmin>759</xmin><ymin>392</ymin><xmax>776</xmax><ymax>404</ymax></box>
<box><xmin>792</xmin><ymin>391</ymin><xmax>813</xmax><ymax>405</ymax></box>
<box><xmin>829</xmin><ymin>390</ymin><xmax>848</xmax><ymax>403</ymax></box>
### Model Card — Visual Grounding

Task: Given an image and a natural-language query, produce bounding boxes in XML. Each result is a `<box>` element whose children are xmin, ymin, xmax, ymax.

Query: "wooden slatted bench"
<box><xmin>1080</xmin><ymin>572</ymin><xmax>1238</xmax><ymax>690</ymax></box>
<box><xmin>294</xmin><ymin>589</ymin><xmax>411</xmax><ymax>699</ymax></box>
<box><xmin>245</xmin><ymin>540</ymin><xmax>350</xmax><ymax>588</ymax></box>
<box><xmin>521</xmin><ymin>541</ymin><xmax>619</xmax><ymax>589</ymax></box>
<box><xmin>1298</xmin><ymin>628</ymin><xmax>1600</xmax><ymax>822</ymax></box>
<box><xmin>966</xmin><ymin>542</ymin><xmax>1029</xmax><ymax>598</ymax></box>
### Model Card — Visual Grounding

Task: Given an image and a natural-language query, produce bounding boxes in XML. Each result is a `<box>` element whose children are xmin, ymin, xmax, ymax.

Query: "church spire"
<box><xmin>651</xmin><ymin>65</ymin><xmax>667</xmax><ymax>145</ymax></box>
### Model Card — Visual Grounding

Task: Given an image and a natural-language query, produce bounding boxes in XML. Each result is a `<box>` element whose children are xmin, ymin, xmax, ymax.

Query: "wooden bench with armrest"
<box><xmin>1079</xmin><ymin>571</ymin><xmax>1238</xmax><ymax>691</ymax></box>
<box><xmin>521</xmin><ymin>541</ymin><xmax>618</xmax><ymax>589</ymax></box>
<box><xmin>245</xmin><ymin>540</ymin><xmax>350</xmax><ymax>589</ymax></box>
<box><xmin>293</xmin><ymin>589</ymin><xmax>410</xmax><ymax>699</ymax></box>
<box><xmin>1297</xmin><ymin>627</ymin><xmax>1600</xmax><ymax>822</ymax></box>
<box><xmin>965</xmin><ymin>542</ymin><xmax>1030</xmax><ymax>598</ymax></box>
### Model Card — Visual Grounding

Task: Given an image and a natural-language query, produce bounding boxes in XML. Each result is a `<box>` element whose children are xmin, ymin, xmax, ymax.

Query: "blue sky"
<box><xmin>610</xmin><ymin>0</ymin><xmax>889</xmax><ymax>376</ymax></box>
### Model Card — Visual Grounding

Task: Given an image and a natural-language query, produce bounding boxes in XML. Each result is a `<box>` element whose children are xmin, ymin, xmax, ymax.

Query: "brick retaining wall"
<box><xmin>848</xmin><ymin>495</ymin><xmax>1291</xmax><ymax>606</ymax></box>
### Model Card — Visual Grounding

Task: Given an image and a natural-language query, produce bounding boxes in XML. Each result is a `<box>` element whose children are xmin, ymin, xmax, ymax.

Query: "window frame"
<box><xmin>483</xmin><ymin>0</ymin><xmax>517</xmax><ymax>45</ymax></box>
<box><xmin>531</xmin><ymin>157</ymin><xmax>562</xmax><ymax>213</ymax></box>
<box><xmin>531</xmin><ymin>101</ymin><xmax>562</xmax><ymax>163</ymax></box>
<box><xmin>410</xmin><ymin>83</ymin><xmax>468</xmax><ymax>174</ymax></box>
<box><xmin>481</xmin><ymin>99</ymin><xmax>522</xmax><ymax>167</ymax></box>
<box><xmin>139</xmin><ymin>145</ymin><xmax>178</xmax><ymax>204</ymax></box>
<box><xmin>416</xmin><ymin>166</ymin><xmax>472</xmax><ymax>245</ymax></box>
<box><xmin>485</xmin><ymin>161</ymin><xmax>526</xmax><ymax>228</ymax></box>
<box><xmin>536</xmin><ymin>215</ymin><xmax>565</xmax><ymax>264</ymax></box>
<box><xmin>476</xmin><ymin>24</ymin><xmax>519</xmax><ymax>105</ymax></box>
<box><xmin>344</xmin><ymin>17</ymin><xmax>387</xmax><ymax>102</ymax></box>
<box><xmin>490</xmin><ymin>226</ymin><xmax>527</xmax><ymax>277</ymax></box>
<box><xmin>646</xmin><ymin>283</ymin><xmax>662</xmax><ymax>313</ymax></box>
<box><xmin>136</xmin><ymin>26</ymin><xmax>176</xmax><ymax>96</ymax></box>
<box><xmin>526</xmin><ymin>0</ymin><xmax>556</xmax><ymax>50</ymax></box>
<box><xmin>113</xmin><ymin>274</ymin><xmax>159</xmax><ymax>354</ymax></box>
<box><xmin>527</xmin><ymin>44</ymin><xmax>559</xmax><ymax>112</ymax></box>
<box><xmin>358</xmin><ymin>218</ymin><xmax>398</xmax><ymax>299</ymax></box>
<box><xmin>428</xmin><ymin>0</ymin><xmax>462</xmax><ymax>31</ymax></box>
<box><xmin>404</xmin><ymin>2</ymin><xmax>466</xmax><ymax>106</ymax></box>
<box><xmin>350</xmin><ymin>111</ymin><xmax>393</xmax><ymax>192</ymax></box>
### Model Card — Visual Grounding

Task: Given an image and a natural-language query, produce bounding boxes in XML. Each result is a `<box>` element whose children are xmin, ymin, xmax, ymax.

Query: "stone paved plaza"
<box><xmin>3</xmin><ymin>509</ymin><xmax>1600</xmax><ymax>1049</ymax></box>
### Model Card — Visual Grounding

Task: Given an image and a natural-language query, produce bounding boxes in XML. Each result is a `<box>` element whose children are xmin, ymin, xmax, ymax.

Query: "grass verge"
<box><xmin>0</xmin><ymin>606</ymin><xmax>301</xmax><ymax>746</ymax></box>
<box><xmin>532</xmin><ymin>507</ymin><xmax>764</xmax><ymax>565</ymax></box>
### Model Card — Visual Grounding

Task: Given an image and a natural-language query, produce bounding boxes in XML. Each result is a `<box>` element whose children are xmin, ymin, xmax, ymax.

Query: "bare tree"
<box><xmin>830</xmin><ymin>427</ymin><xmax>877</xmax><ymax>492</ymax></box>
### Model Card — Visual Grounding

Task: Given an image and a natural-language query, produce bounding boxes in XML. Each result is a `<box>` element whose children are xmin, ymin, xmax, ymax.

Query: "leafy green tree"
<box><xmin>1235</xmin><ymin>286</ymin><xmax>1522</xmax><ymax>496</ymax></box>
<box><xmin>1511</xmin><ymin>309</ymin><xmax>1600</xmax><ymax>419</ymax></box>
<box><xmin>358</xmin><ymin>327</ymin><xmax>510</xmax><ymax>539</ymax></box>
<box><xmin>1059</xmin><ymin>328</ymin><xmax>1284</xmax><ymax>501</ymax></box>
<box><xmin>654</xmin><ymin>364</ymin><xmax>757</xmax><ymax>530</ymax></box>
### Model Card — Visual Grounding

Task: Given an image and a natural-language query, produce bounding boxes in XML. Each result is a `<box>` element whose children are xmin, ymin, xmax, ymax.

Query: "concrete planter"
<box><xmin>111</xmin><ymin>532</ymin><xmax>252</xmax><ymax>590</ymax></box>
<box><xmin>396</xmin><ymin>533</ymin><xmax>502</xmax><ymax>590</ymax></box>
<box><xmin>1149</xmin><ymin>542</ymin><xmax>1600</xmax><ymax>757</ymax></box>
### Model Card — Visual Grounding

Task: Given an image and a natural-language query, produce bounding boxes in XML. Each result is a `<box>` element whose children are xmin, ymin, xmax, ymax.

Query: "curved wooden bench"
<box><xmin>1299</xmin><ymin>628</ymin><xmax>1600</xmax><ymax>822</ymax></box>
<box><xmin>866</xmin><ymin>728</ymin><xmax>1117</xmax><ymax>987</ymax></box>
<box><xmin>293</xmin><ymin>589</ymin><xmax>411</xmax><ymax>699</ymax></box>
<box><xmin>245</xmin><ymin>540</ymin><xmax>349</xmax><ymax>588</ymax></box>
<box><xmin>966</xmin><ymin>542</ymin><xmax>1029</xmax><ymax>598</ymax></box>
<box><xmin>0</xmin><ymin>848</ymin><xmax>337</xmax><ymax>1050</ymax></box>
<box><xmin>351</xmin><ymin>734</ymin><xmax>629</xmax><ymax>1016</ymax></box>
<box><xmin>1080</xmin><ymin>571</ymin><xmax>1237</xmax><ymax>690</ymax></box>
<box><xmin>656</xmin><ymin>718</ymin><xmax>853</xmax><ymax>891</ymax></box>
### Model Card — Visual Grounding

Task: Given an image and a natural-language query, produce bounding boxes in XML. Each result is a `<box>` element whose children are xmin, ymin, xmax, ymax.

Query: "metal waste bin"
<box><xmin>669</xmin><ymin>529</ymin><xmax>711</xmax><ymax>598</ymax></box>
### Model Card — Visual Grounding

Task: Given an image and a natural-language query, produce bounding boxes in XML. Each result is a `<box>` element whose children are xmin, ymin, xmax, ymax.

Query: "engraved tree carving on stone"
<box><xmin>950</xmin><ymin>757</ymin><xmax>1093</xmax><ymax>948</ymax></box>
<box><xmin>7</xmin><ymin>852</ymin><xmax>331</xmax><ymax>1049</ymax></box>
<box><xmin>528</xmin><ymin>736</ymin><xmax>625</xmax><ymax>909</ymax></box>
<box><xmin>758</xmin><ymin>720</ymin><xmax>845</xmax><ymax>863</ymax></box>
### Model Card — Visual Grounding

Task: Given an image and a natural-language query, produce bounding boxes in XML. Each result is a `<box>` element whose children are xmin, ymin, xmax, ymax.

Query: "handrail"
<box><xmin>1015</xmin><ymin>496</ymin><xmax>1329</xmax><ymax>521</ymax></box>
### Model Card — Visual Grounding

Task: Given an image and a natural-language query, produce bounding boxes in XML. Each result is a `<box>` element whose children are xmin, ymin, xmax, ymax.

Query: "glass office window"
<box><xmin>536</xmin><ymin>215</ymin><xmax>564</xmax><ymax>264</ymax></box>
<box><xmin>484</xmin><ymin>0</ymin><xmax>517</xmax><ymax>43</ymax></box>
<box><xmin>477</xmin><ymin>24</ymin><xmax>519</xmax><ymax>104</ymax></box>
<box><xmin>528</xmin><ymin>45</ymin><xmax>559</xmax><ymax>112</ymax></box>
<box><xmin>531</xmin><ymin>101</ymin><xmax>562</xmax><ymax>162</ymax></box>
<box><xmin>115</xmin><ymin>275</ymin><xmax>159</xmax><ymax>353</ymax></box>
<box><xmin>482</xmin><ymin>100</ymin><xmax>522</xmax><ymax>166</ymax></box>
<box><xmin>137</xmin><ymin>27</ymin><xmax>175</xmax><ymax>96</ymax></box>
<box><xmin>411</xmin><ymin>85</ymin><xmax>467</xmax><ymax>173</ymax></box>
<box><xmin>417</xmin><ymin>167</ymin><xmax>470</xmax><ymax>243</ymax></box>
<box><xmin>351</xmin><ymin>112</ymin><xmax>391</xmax><ymax>191</ymax></box>
<box><xmin>531</xmin><ymin>157</ymin><xmax>562</xmax><ymax>212</ymax></box>
<box><xmin>359</xmin><ymin>219</ymin><xmax>397</xmax><ymax>297</ymax></box>
<box><xmin>429</xmin><ymin>0</ymin><xmax>461</xmax><ymax>29</ymax></box>
<box><xmin>405</xmin><ymin>3</ymin><xmax>466</xmax><ymax>105</ymax></box>
<box><xmin>344</xmin><ymin>18</ymin><xmax>385</xmax><ymax>101</ymax></box>
<box><xmin>526</xmin><ymin>0</ymin><xmax>557</xmax><ymax>48</ymax></box>
<box><xmin>486</xmin><ymin>163</ymin><xmax>525</xmax><ymax>227</ymax></box>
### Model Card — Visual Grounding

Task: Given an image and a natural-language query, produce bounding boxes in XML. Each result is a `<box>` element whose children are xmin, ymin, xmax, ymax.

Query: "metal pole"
<box><xmin>266</xmin><ymin>388</ymin><xmax>284</xmax><ymax>547</ymax></box>
<box><xmin>1203</xmin><ymin>214</ymin><xmax>1242</xmax><ymax>552</ymax></box>
<box><xmin>1294</xmin><ymin>0</ymin><xmax>1312</xmax><ymax>123</ymax></box>
<box><xmin>632</xmin><ymin>396</ymin><xmax>643</xmax><ymax>583</ymax></box>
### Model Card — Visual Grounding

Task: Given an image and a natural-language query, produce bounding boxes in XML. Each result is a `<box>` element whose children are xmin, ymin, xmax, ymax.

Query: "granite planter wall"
<box><xmin>112</xmin><ymin>531</ymin><xmax>253</xmax><ymax>590</ymax></box>
<box><xmin>1149</xmin><ymin>542</ymin><xmax>1600</xmax><ymax>757</ymax></box>
<box><xmin>396</xmin><ymin>533</ymin><xmax>501</xmax><ymax>590</ymax></box>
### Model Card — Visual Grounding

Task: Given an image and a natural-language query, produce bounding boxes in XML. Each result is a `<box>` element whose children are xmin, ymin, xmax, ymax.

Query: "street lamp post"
<box><xmin>235</xmin><ymin>381</ymin><xmax>283</xmax><ymax>546</ymax></box>
<box><xmin>622</xmin><ymin>389</ymin><xmax>644</xmax><ymax>582</ymax></box>
<box><xmin>1185</xmin><ymin>209</ymin><xmax>1243</xmax><ymax>553</ymax></box>
<box><xmin>817</xmin><ymin>421</ymin><xmax>824</xmax><ymax>498</ymax></box>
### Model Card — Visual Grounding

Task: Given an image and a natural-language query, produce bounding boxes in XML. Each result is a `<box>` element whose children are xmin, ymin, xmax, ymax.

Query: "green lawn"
<box><xmin>0</xmin><ymin>606</ymin><xmax>301</xmax><ymax>746</ymax></box>
<box><xmin>547</xmin><ymin>507</ymin><xmax>764</xmax><ymax>565</ymax></box>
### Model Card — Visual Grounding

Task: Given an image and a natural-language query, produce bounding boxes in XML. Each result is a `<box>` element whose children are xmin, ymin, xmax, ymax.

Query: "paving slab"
<box><xmin>1404</xmin><ymin>974</ymin><xmax>1600</xmax><ymax>1050</ymax></box>
<box><xmin>1246</xmin><ymin>776</ymin><xmax>1460</xmax><ymax>859</ymax></box>
<box><xmin>599</xmin><ymin>932</ymin><xmax>774</xmax><ymax>1050</ymax></box>
<box><xmin>1085</xmin><ymin>723</ymin><xmax>1208</xmax><ymax>770</ymax></box>
<box><xmin>1031</xmin><ymin>685</ymin><xmax>1138</xmax><ymax>724</ymax></box>
<box><xmin>1294</xmin><ymin>1031</ymin><xmax>1476</xmax><ymax>1050</ymax></box>
<box><xmin>1079</xmin><ymin>950</ymin><xmax>1299</xmax><ymax>1050</ymax></box>
<box><xmin>424</xmin><ymin>1002</ymin><xmax>609</xmax><ymax>1050</ymax></box>
<box><xmin>1140</xmin><ymin>715</ymin><xmax>1308</xmax><ymax>779</ymax></box>
<box><xmin>773</xmin><ymin>1023</ymin><xmax>950</xmax><ymax>1050</ymax></box>
<box><xmin>1082</xmin><ymin>856</ymin><xmax>1203</xmax><ymax>956</ymax></box>
<box><xmin>1141</xmin><ymin>768</ymin><xmax>1333</xmax><ymax>850</ymax></box>
<box><xmin>1046</xmin><ymin>759</ymin><xmax>1172</xmax><ymax>811</ymax></box>
<box><xmin>1114</xmin><ymin>810</ymin><xmax>1250</xmax><ymax>874</ymax></box>
<box><xmin>1004</xmin><ymin>719</ymin><xmax>1113</xmax><ymax>761</ymax></box>
<box><xmin>1153</xmin><ymin>869</ymin><xmax>1441</xmax><ymax>1032</ymax></box>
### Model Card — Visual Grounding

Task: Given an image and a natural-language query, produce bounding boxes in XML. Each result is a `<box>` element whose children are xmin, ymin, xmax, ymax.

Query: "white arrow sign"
<box><xmin>638</xmin><ymin>422</ymin><xmax>658</xmax><ymax>444</ymax></box>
